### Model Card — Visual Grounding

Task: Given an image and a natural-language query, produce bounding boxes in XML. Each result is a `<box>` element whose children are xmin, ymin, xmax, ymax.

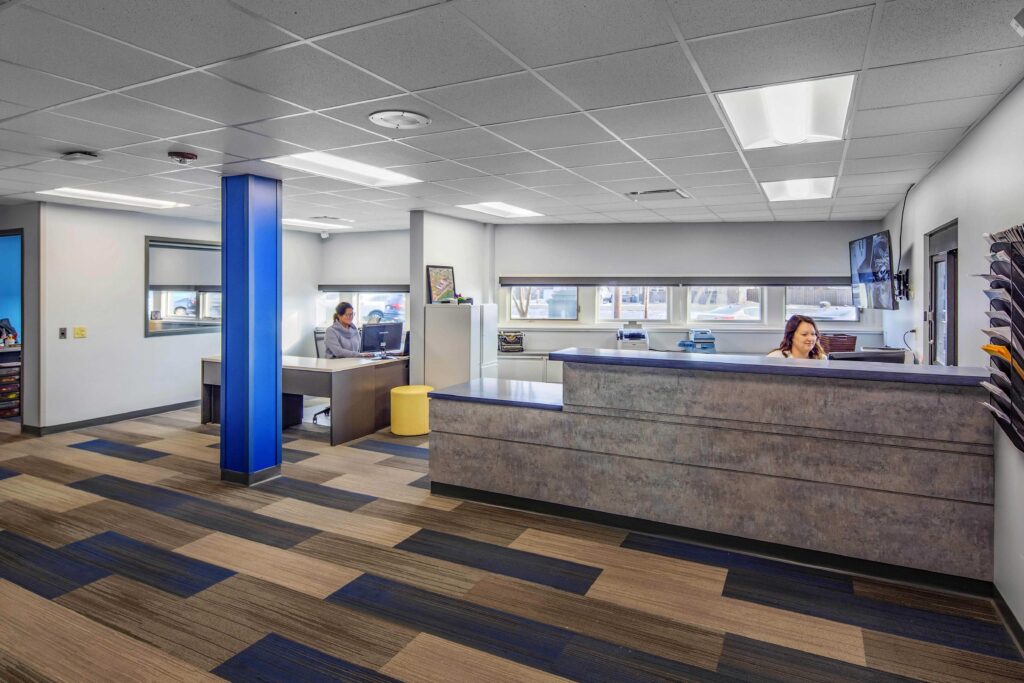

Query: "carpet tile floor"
<box><xmin>0</xmin><ymin>406</ymin><xmax>1021</xmax><ymax>682</ymax></box>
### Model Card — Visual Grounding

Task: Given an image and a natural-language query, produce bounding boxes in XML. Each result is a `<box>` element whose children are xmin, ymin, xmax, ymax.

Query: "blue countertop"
<box><xmin>548</xmin><ymin>347</ymin><xmax>987</xmax><ymax>387</ymax></box>
<box><xmin>429</xmin><ymin>378</ymin><xmax>563</xmax><ymax>410</ymax></box>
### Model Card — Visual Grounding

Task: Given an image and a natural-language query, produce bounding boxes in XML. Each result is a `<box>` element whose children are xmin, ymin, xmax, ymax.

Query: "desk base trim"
<box><xmin>21</xmin><ymin>400</ymin><xmax>201</xmax><ymax>436</ymax></box>
<box><xmin>430</xmin><ymin>481</ymin><xmax>994</xmax><ymax>597</ymax></box>
<box><xmin>221</xmin><ymin>465</ymin><xmax>281</xmax><ymax>486</ymax></box>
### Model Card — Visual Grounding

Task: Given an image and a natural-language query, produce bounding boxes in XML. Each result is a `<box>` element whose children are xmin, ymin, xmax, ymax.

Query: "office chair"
<box><xmin>820</xmin><ymin>333</ymin><xmax>857</xmax><ymax>355</ymax></box>
<box><xmin>313</xmin><ymin>328</ymin><xmax>330</xmax><ymax>424</ymax></box>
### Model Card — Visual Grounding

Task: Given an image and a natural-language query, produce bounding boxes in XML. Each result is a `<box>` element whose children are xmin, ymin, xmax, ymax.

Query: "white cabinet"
<box><xmin>496</xmin><ymin>355</ymin><xmax>564</xmax><ymax>383</ymax></box>
<box><xmin>424</xmin><ymin>303</ymin><xmax>497</xmax><ymax>389</ymax></box>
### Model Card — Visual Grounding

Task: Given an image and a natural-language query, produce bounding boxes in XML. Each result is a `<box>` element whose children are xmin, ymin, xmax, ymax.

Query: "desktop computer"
<box><xmin>362</xmin><ymin>322</ymin><xmax>404</xmax><ymax>358</ymax></box>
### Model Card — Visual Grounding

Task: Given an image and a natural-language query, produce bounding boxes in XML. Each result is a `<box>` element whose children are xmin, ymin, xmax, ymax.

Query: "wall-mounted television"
<box><xmin>849</xmin><ymin>230</ymin><xmax>897</xmax><ymax>310</ymax></box>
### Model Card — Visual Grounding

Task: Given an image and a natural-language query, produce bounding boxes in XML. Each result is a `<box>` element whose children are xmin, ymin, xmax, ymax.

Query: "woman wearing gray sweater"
<box><xmin>325</xmin><ymin>302</ymin><xmax>372</xmax><ymax>358</ymax></box>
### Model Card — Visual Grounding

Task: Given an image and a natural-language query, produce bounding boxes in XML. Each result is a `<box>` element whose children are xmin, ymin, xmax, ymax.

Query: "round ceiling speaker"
<box><xmin>368</xmin><ymin>110</ymin><xmax>431</xmax><ymax>130</ymax></box>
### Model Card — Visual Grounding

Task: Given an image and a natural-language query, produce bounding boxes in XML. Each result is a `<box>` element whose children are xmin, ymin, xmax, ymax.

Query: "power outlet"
<box><xmin>73</xmin><ymin>326</ymin><xmax>87</xmax><ymax>339</ymax></box>
<box><xmin>58</xmin><ymin>327</ymin><xmax>67</xmax><ymax>339</ymax></box>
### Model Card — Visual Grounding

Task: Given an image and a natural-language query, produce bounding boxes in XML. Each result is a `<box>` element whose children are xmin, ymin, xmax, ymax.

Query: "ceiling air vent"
<box><xmin>624</xmin><ymin>188</ymin><xmax>690</xmax><ymax>202</ymax></box>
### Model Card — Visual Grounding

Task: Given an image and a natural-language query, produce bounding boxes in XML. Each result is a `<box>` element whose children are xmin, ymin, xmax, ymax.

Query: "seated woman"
<box><xmin>325</xmin><ymin>302</ymin><xmax>373</xmax><ymax>359</ymax></box>
<box><xmin>768</xmin><ymin>314</ymin><xmax>826</xmax><ymax>360</ymax></box>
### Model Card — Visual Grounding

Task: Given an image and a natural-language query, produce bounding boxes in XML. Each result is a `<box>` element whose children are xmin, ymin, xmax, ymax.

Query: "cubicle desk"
<box><xmin>201</xmin><ymin>355</ymin><xmax>409</xmax><ymax>446</ymax></box>
<box><xmin>429</xmin><ymin>348</ymin><xmax>994</xmax><ymax>582</ymax></box>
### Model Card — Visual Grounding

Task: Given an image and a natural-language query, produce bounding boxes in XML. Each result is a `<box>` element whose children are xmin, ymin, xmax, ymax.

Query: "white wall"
<box><xmin>0</xmin><ymin>202</ymin><xmax>41</xmax><ymax>427</ymax></box>
<box><xmin>879</xmin><ymin>76</ymin><xmax>1024</xmax><ymax>623</ymax></box>
<box><xmin>282</xmin><ymin>230</ymin><xmax>322</xmax><ymax>358</ymax></box>
<box><xmin>319</xmin><ymin>229</ymin><xmax>409</xmax><ymax>284</ymax></box>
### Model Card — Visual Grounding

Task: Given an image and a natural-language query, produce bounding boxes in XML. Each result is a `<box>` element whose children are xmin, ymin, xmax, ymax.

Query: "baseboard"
<box><xmin>21</xmin><ymin>400</ymin><xmax>201</xmax><ymax>436</ymax></box>
<box><xmin>221</xmin><ymin>465</ymin><xmax>281</xmax><ymax>486</ymax></box>
<box><xmin>431</xmin><ymin>482</ymin><xmax>995</xmax><ymax>597</ymax></box>
<box><xmin>994</xmin><ymin>586</ymin><xmax>1024</xmax><ymax>655</ymax></box>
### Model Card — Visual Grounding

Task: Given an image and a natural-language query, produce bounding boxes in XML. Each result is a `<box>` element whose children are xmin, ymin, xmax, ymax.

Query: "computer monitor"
<box><xmin>362</xmin><ymin>322</ymin><xmax>404</xmax><ymax>355</ymax></box>
<box><xmin>828</xmin><ymin>350</ymin><xmax>905</xmax><ymax>364</ymax></box>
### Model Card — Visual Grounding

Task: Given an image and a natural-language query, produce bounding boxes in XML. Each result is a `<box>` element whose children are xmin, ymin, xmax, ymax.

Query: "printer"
<box><xmin>677</xmin><ymin>328</ymin><xmax>716</xmax><ymax>353</ymax></box>
<box><xmin>616</xmin><ymin>322</ymin><xmax>649</xmax><ymax>351</ymax></box>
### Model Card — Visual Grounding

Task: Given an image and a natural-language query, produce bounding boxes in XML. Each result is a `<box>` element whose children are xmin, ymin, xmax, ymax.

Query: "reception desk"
<box><xmin>201</xmin><ymin>355</ymin><xmax>409</xmax><ymax>446</ymax></box>
<box><xmin>429</xmin><ymin>348</ymin><xmax>993</xmax><ymax>582</ymax></box>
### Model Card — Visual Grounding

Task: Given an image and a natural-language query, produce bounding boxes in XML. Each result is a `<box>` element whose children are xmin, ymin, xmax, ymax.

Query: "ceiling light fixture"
<box><xmin>457</xmin><ymin>202</ymin><xmax>543</xmax><ymax>218</ymax></box>
<box><xmin>282</xmin><ymin>218</ymin><xmax>353</xmax><ymax>230</ymax></box>
<box><xmin>60</xmin><ymin>151</ymin><xmax>101</xmax><ymax>164</ymax></box>
<box><xmin>368</xmin><ymin>110</ymin><xmax>431</xmax><ymax>130</ymax></box>
<box><xmin>719</xmin><ymin>74</ymin><xmax>855</xmax><ymax>149</ymax></box>
<box><xmin>264</xmin><ymin>151</ymin><xmax>422</xmax><ymax>187</ymax></box>
<box><xmin>37</xmin><ymin>187</ymin><xmax>189</xmax><ymax>209</ymax></box>
<box><xmin>760</xmin><ymin>177</ymin><xmax>835</xmax><ymax>202</ymax></box>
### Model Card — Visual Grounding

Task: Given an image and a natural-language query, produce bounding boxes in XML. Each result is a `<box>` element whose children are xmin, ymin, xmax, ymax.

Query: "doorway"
<box><xmin>926</xmin><ymin>222</ymin><xmax>957</xmax><ymax>366</ymax></box>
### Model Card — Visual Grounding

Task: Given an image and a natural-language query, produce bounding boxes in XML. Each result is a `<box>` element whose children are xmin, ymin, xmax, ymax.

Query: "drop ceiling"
<box><xmin>0</xmin><ymin>0</ymin><xmax>1022</xmax><ymax>231</ymax></box>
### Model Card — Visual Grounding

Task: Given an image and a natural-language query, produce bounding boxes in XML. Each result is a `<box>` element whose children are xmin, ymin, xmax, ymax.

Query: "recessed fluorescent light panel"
<box><xmin>456</xmin><ymin>202</ymin><xmax>543</xmax><ymax>218</ymax></box>
<box><xmin>37</xmin><ymin>187</ymin><xmax>189</xmax><ymax>209</ymax></box>
<box><xmin>282</xmin><ymin>218</ymin><xmax>353</xmax><ymax>230</ymax></box>
<box><xmin>719</xmin><ymin>75</ymin><xmax>855</xmax><ymax>150</ymax></box>
<box><xmin>264</xmin><ymin>151</ymin><xmax>421</xmax><ymax>187</ymax></box>
<box><xmin>760</xmin><ymin>177</ymin><xmax>835</xmax><ymax>202</ymax></box>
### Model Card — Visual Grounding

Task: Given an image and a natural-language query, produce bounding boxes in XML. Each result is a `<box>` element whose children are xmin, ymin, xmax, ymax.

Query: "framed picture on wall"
<box><xmin>426</xmin><ymin>265</ymin><xmax>456</xmax><ymax>303</ymax></box>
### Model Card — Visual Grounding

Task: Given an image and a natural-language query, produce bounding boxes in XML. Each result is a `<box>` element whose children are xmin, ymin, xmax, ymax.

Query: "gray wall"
<box><xmin>319</xmin><ymin>229</ymin><xmax>410</xmax><ymax>285</ymax></box>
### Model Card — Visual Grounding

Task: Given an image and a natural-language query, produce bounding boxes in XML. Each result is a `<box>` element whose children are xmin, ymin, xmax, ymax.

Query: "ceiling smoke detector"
<box><xmin>168</xmin><ymin>151</ymin><xmax>198</xmax><ymax>165</ymax></box>
<box><xmin>624</xmin><ymin>188</ymin><xmax>690</xmax><ymax>202</ymax></box>
<box><xmin>368</xmin><ymin>110</ymin><xmax>431</xmax><ymax>130</ymax></box>
<box><xmin>1013</xmin><ymin>7</ymin><xmax>1024</xmax><ymax>37</ymax></box>
<box><xmin>60</xmin><ymin>151</ymin><xmax>101</xmax><ymax>164</ymax></box>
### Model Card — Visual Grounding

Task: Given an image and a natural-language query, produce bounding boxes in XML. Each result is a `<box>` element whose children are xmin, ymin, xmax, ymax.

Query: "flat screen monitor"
<box><xmin>828</xmin><ymin>350</ymin><xmax>905</xmax><ymax>364</ymax></box>
<box><xmin>849</xmin><ymin>230</ymin><xmax>896</xmax><ymax>310</ymax></box>
<box><xmin>362</xmin><ymin>322</ymin><xmax>404</xmax><ymax>354</ymax></box>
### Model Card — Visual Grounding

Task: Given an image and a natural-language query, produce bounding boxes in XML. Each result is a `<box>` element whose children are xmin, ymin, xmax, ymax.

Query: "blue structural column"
<box><xmin>220</xmin><ymin>174</ymin><xmax>282</xmax><ymax>485</ymax></box>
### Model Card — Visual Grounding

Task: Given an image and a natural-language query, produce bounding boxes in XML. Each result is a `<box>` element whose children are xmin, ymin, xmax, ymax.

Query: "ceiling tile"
<box><xmin>0</xmin><ymin>7</ymin><xmax>183</xmax><ymax>89</ymax></box>
<box><xmin>0</xmin><ymin>166</ymin><xmax>92</xmax><ymax>189</ymax></box>
<box><xmin>847</xmin><ymin>130</ymin><xmax>964</xmax><ymax>159</ymax></box>
<box><xmin>170</xmin><ymin>128</ymin><xmax>307</xmax><ymax>160</ymax></box>
<box><xmin>536</xmin><ymin>141</ymin><xmax>642</xmax><ymax>168</ymax></box>
<box><xmin>488</xmin><ymin>113</ymin><xmax>612</xmax><ymax>149</ymax></box>
<box><xmin>654</xmin><ymin>152</ymin><xmax>745</xmax><ymax>176</ymax></box>
<box><xmin>0</xmin><ymin>61</ymin><xmax>101</xmax><ymax>109</ymax></box>
<box><xmin>332</xmin><ymin>187</ymin><xmax>406</xmax><ymax>201</ymax></box>
<box><xmin>333</xmin><ymin>141</ymin><xmax>442</xmax><ymax>166</ymax></box>
<box><xmin>211</xmin><ymin>45</ymin><xmax>400</xmax><ymax>110</ymax></box>
<box><xmin>837</xmin><ymin>169</ymin><xmax>929</xmax><ymax>187</ymax></box>
<box><xmin>836</xmin><ymin>183</ymin><xmax>910</xmax><ymax>198</ymax></box>
<box><xmin>120</xmin><ymin>140</ymin><xmax>245</xmax><ymax>167</ymax></box>
<box><xmin>127</xmin><ymin>73</ymin><xmax>304</xmax><ymax>125</ymax></box>
<box><xmin>851</xmin><ymin>95</ymin><xmax>998</xmax><ymax>138</ymax></box>
<box><xmin>77</xmin><ymin>175</ymin><xmax>206</xmax><ymax>195</ymax></box>
<box><xmin>572</xmin><ymin>162</ymin><xmax>660</xmax><ymax>182</ymax></box>
<box><xmin>402</xmin><ymin>128</ymin><xmax>518</xmax><ymax>159</ymax></box>
<box><xmin>316</xmin><ymin>7</ymin><xmax>519</xmax><ymax>90</ymax></box>
<box><xmin>859</xmin><ymin>48</ymin><xmax>1024</xmax><ymax>110</ymax></box>
<box><xmin>323</xmin><ymin>95</ymin><xmax>470</xmax><ymax>139</ymax></box>
<box><xmin>626</xmin><ymin>129</ymin><xmax>735</xmax><ymax>160</ymax></box>
<box><xmin>843</xmin><ymin>152</ymin><xmax>945</xmax><ymax>175</ymax></box>
<box><xmin>240</xmin><ymin>113</ymin><xmax>382</xmax><ymax>149</ymax></box>
<box><xmin>669</xmin><ymin>169</ymin><xmax>754</xmax><ymax>187</ymax></box>
<box><xmin>419</xmin><ymin>73</ymin><xmax>575</xmax><ymax>126</ymax></box>
<box><xmin>286</xmin><ymin>176</ymin><xmax>364</xmax><ymax>192</ymax></box>
<box><xmin>435</xmin><ymin>175</ymin><xmax>522</xmax><ymax>194</ymax></box>
<box><xmin>155</xmin><ymin>168</ymin><xmax>223</xmax><ymax>187</ymax></box>
<box><xmin>600</xmin><ymin>178</ymin><xmax>681</xmax><ymax>194</ymax></box>
<box><xmin>539</xmin><ymin>44</ymin><xmax>702</xmax><ymax>110</ymax></box>
<box><xmin>55</xmin><ymin>94</ymin><xmax>218</xmax><ymax>138</ymax></box>
<box><xmin>668</xmin><ymin>0</ymin><xmax>873</xmax><ymax>39</ymax></box>
<box><xmin>690</xmin><ymin>8</ymin><xmax>871</xmax><ymax>91</ymax></box>
<box><xmin>699</xmin><ymin>194</ymin><xmax>768</xmax><ymax>206</ymax></box>
<box><xmin>753</xmin><ymin>162</ymin><xmax>839</xmax><ymax>181</ymax></box>
<box><xmin>232</xmin><ymin>0</ymin><xmax>444</xmax><ymax>38</ymax></box>
<box><xmin>22</xmin><ymin>159</ymin><xmax>127</xmax><ymax>182</ymax></box>
<box><xmin>385</xmin><ymin>160</ymin><xmax>486</xmax><ymax>182</ymax></box>
<box><xmin>744</xmin><ymin>141</ymin><xmax>845</xmax><ymax>168</ymax></box>
<box><xmin>870</xmin><ymin>0</ymin><xmax>1024</xmax><ymax>67</ymax></box>
<box><xmin>0</xmin><ymin>129</ymin><xmax>69</xmax><ymax>158</ymax></box>
<box><xmin>89</xmin><ymin>150</ymin><xmax>183</xmax><ymax>176</ymax></box>
<box><xmin>460</xmin><ymin>152</ymin><xmax>557</xmax><ymax>175</ymax></box>
<box><xmin>538</xmin><ymin>183</ymin><xmax>615</xmax><ymax>198</ymax></box>
<box><xmin>502</xmin><ymin>169</ymin><xmax>583</xmax><ymax>187</ymax></box>
<box><xmin>456</xmin><ymin>0</ymin><xmax>676</xmax><ymax>68</ymax></box>
<box><xmin>0</xmin><ymin>111</ymin><xmax>154</xmax><ymax>149</ymax></box>
<box><xmin>0</xmin><ymin>150</ymin><xmax>48</xmax><ymax>168</ymax></box>
<box><xmin>687</xmin><ymin>183</ymin><xmax>761</xmax><ymax>199</ymax></box>
<box><xmin>832</xmin><ymin>194</ymin><xmax>905</xmax><ymax>207</ymax></box>
<box><xmin>590</xmin><ymin>96</ymin><xmax>721</xmax><ymax>139</ymax></box>
<box><xmin>0</xmin><ymin>101</ymin><xmax>32</xmax><ymax>120</ymax></box>
<box><xmin>30</xmin><ymin>0</ymin><xmax>293</xmax><ymax>66</ymax></box>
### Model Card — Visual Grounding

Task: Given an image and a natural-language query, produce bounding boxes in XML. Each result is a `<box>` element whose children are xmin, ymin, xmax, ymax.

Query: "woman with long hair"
<box><xmin>324</xmin><ymin>302</ymin><xmax>373</xmax><ymax>359</ymax></box>
<box><xmin>768</xmin><ymin>315</ymin><xmax>826</xmax><ymax>360</ymax></box>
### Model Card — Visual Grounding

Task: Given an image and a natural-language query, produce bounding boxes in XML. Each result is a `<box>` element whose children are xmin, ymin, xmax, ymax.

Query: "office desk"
<box><xmin>201</xmin><ymin>355</ymin><xmax>409</xmax><ymax>446</ymax></box>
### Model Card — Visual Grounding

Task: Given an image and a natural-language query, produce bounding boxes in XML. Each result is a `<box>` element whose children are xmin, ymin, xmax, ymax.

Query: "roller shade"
<box><xmin>499</xmin><ymin>276</ymin><xmax>850</xmax><ymax>286</ymax></box>
<box><xmin>148</xmin><ymin>239</ymin><xmax>220</xmax><ymax>289</ymax></box>
<box><xmin>318</xmin><ymin>284</ymin><xmax>410</xmax><ymax>292</ymax></box>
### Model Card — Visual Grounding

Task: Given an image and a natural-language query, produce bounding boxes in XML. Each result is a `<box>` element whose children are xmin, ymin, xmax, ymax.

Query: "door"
<box><xmin>928</xmin><ymin>249</ymin><xmax>957</xmax><ymax>366</ymax></box>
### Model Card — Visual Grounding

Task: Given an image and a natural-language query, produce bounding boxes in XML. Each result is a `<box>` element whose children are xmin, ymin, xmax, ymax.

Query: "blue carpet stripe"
<box><xmin>351</xmin><ymin>440</ymin><xmax>429</xmax><ymax>460</ymax></box>
<box><xmin>408</xmin><ymin>475</ymin><xmax>430</xmax><ymax>490</ymax></box>
<box><xmin>0</xmin><ymin>466</ymin><xmax>18</xmax><ymax>480</ymax></box>
<box><xmin>328</xmin><ymin>574</ymin><xmax>719</xmax><ymax>679</ymax></box>
<box><xmin>282</xmin><ymin>447</ymin><xmax>318</xmax><ymax>463</ymax></box>
<box><xmin>70</xmin><ymin>438</ymin><xmax>169</xmax><ymax>463</ymax></box>
<box><xmin>395</xmin><ymin>529</ymin><xmax>602</xmax><ymax>595</ymax></box>
<box><xmin>212</xmin><ymin>633</ymin><xmax>400</xmax><ymax>683</ymax></box>
<box><xmin>723</xmin><ymin>567</ymin><xmax>1023</xmax><ymax>662</ymax></box>
<box><xmin>0</xmin><ymin>530</ymin><xmax>110</xmax><ymax>598</ymax></box>
<box><xmin>62</xmin><ymin>531</ymin><xmax>234</xmax><ymax>597</ymax></box>
<box><xmin>254</xmin><ymin>477</ymin><xmax>375</xmax><ymax>511</ymax></box>
<box><xmin>69</xmin><ymin>475</ymin><xmax>319</xmax><ymax>549</ymax></box>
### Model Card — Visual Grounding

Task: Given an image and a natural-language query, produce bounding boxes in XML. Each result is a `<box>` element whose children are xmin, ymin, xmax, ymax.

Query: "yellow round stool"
<box><xmin>390</xmin><ymin>385</ymin><xmax>433</xmax><ymax>436</ymax></box>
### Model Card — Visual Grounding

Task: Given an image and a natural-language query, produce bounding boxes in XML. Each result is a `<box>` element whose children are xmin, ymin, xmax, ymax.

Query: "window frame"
<box><xmin>685</xmin><ymin>285</ymin><xmax>767</xmax><ymax>325</ymax></box>
<box><xmin>783</xmin><ymin>284</ymin><xmax>861</xmax><ymax>323</ymax></box>
<box><xmin>317</xmin><ymin>284</ymin><xmax>411</xmax><ymax>329</ymax></box>
<box><xmin>596</xmin><ymin>285</ymin><xmax>671</xmax><ymax>322</ymax></box>
<box><xmin>507</xmin><ymin>285</ymin><xmax>580</xmax><ymax>321</ymax></box>
<box><xmin>144</xmin><ymin>236</ymin><xmax>222</xmax><ymax>338</ymax></box>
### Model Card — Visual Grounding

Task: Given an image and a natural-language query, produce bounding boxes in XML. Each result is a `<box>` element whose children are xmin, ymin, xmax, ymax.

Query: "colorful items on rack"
<box><xmin>981</xmin><ymin>227</ymin><xmax>1024</xmax><ymax>451</ymax></box>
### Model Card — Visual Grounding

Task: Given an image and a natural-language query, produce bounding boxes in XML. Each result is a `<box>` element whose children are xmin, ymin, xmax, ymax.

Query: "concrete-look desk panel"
<box><xmin>202</xmin><ymin>355</ymin><xmax>409</xmax><ymax>446</ymax></box>
<box><xmin>430</xmin><ymin>348</ymin><xmax>994</xmax><ymax>582</ymax></box>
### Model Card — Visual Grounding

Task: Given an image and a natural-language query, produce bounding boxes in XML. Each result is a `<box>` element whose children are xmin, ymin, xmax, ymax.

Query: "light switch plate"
<box><xmin>73</xmin><ymin>326</ymin><xmax>87</xmax><ymax>339</ymax></box>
